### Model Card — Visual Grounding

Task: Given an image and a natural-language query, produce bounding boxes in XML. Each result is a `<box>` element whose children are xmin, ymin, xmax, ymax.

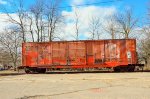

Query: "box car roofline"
<box><xmin>22</xmin><ymin>39</ymin><xmax>136</xmax><ymax>44</ymax></box>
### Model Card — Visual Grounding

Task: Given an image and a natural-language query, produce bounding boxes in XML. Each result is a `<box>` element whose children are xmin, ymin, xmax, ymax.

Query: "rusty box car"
<box><xmin>22</xmin><ymin>39</ymin><xmax>143</xmax><ymax>73</ymax></box>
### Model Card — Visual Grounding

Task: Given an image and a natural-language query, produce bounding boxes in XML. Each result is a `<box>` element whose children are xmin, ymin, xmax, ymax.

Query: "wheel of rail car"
<box><xmin>127</xmin><ymin>66</ymin><xmax>135</xmax><ymax>72</ymax></box>
<box><xmin>36</xmin><ymin>68</ymin><xmax>46</xmax><ymax>73</ymax></box>
<box><xmin>113</xmin><ymin>67</ymin><xmax>121</xmax><ymax>72</ymax></box>
<box><xmin>25</xmin><ymin>67</ymin><xmax>31</xmax><ymax>74</ymax></box>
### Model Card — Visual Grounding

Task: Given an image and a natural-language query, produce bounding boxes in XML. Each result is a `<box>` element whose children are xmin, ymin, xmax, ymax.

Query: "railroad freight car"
<box><xmin>22</xmin><ymin>39</ymin><xmax>143</xmax><ymax>73</ymax></box>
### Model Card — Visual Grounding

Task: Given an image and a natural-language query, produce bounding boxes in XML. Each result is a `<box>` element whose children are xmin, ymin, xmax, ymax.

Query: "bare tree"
<box><xmin>0</xmin><ymin>27</ymin><xmax>22</xmax><ymax>69</ymax></box>
<box><xmin>0</xmin><ymin>49</ymin><xmax>12</xmax><ymax>68</ymax></box>
<box><xmin>116</xmin><ymin>9</ymin><xmax>138</xmax><ymax>39</ymax></box>
<box><xmin>75</xmin><ymin>11</ymin><xmax>79</xmax><ymax>40</ymax></box>
<box><xmin>139</xmin><ymin>26</ymin><xmax>150</xmax><ymax>66</ymax></box>
<box><xmin>27</xmin><ymin>14</ymin><xmax>35</xmax><ymax>42</ymax></box>
<box><xmin>28</xmin><ymin>0</ymin><xmax>63</xmax><ymax>42</ymax></box>
<box><xmin>138</xmin><ymin>2</ymin><xmax>150</xmax><ymax>66</ymax></box>
<box><xmin>44</xmin><ymin>0</ymin><xmax>63</xmax><ymax>41</ymax></box>
<box><xmin>88</xmin><ymin>16</ymin><xmax>101</xmax><ymax>40</ymax></box>
<box><xmin>3</xmin><ymin>0</ymin><xmax>27</xmax><ymax>42</ymax></box>
<box><xmin>30</xmin><ymin>0</ymin><xmax>45</xmax><ymax>42</ymax></box>
<box><xmin>73</xmin><ymin>10</ymin><xmax>80</xmax><ymax>40</ymax></box>
<box><xmin>103</xmin><ymin>16</ymin><xmax>118</xmax><ymax>39</ymax></box>
<box><xmin>2</xmin><ymin>0</ymin><xmax>63</xmax><ymax>42</ymax></box>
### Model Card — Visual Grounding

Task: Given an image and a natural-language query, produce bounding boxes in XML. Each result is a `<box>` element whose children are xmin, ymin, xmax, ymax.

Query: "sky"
<box><xmin>0</xmin><ymin>0</ymin><xmax>148</xmax><ymax>16</ymax></box>
<box><xmin>0</xmin><ymin>0</ymin><xmax>149</xmax><ymax>40</ymax></box>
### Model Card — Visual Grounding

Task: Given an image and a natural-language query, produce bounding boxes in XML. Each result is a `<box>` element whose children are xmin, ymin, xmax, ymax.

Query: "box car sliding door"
<box><xmin>52</xmin><ymin>42</ymin><xmax>68</xmax><ymax>66</ymax></box>
<box><xmin>68</xmin><ymin>42</ymin><xmax>86</xmax><ymax>65</ymax></box>
<box><xmin>37</xmin><ymin>43</ymin><xmax>52</xmax><ymax>66</ymax></box>
<box><xmin>86</xmin><ymin>41</ymin><xmax>105</xmax><ymax>65</ymax></box>
<box><xmin>93</xmin><ymin>41</ymin><xmax>105</xmax><ymax>64</ymax></box>
<box><xmin>104</xmin><ymin>40</ymin><xmax>121</xmax><ymax>67</ymax></box>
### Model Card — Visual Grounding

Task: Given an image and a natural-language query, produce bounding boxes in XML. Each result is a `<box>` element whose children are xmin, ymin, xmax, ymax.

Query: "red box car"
<box><xmin>22</xmin><ymin>39</ymin><xmax>143</xmax><ymax>73</ymax></box>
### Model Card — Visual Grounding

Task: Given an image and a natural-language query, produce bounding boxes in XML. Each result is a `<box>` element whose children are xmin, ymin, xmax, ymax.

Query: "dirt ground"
<box><xmin>0</xmin><ymin>70</ymin><xmax>150</xmax><ymax>99</ymax></box>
